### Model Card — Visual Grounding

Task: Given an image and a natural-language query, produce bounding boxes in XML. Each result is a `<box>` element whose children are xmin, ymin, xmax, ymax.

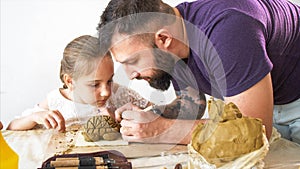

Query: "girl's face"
<box><xmin>72</xmin><ymin>56</ymin><xmax>114</xmax><ymax>107</ymax></box>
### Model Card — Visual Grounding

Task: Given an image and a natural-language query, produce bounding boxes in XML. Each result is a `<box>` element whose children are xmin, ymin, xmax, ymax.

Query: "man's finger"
<box><xmin>122</xmin><ymin>110</ymin><xmax>141</xmax><ymax>121</ymax></box>
<box><xmin>115</xmin><ymin>104</ymin><xmax>133</xmax><ymax>122</ymax></box>
<box><xmin>120</xmin><ymin>126</ymin><xmax>133</xmax><ymax>136</ymax></box>
<box><xmin>115</xmin><ymin>103</ymin><xmax>143</xmax><ymax>121</ymax></box>
<box><xmin>121</xmin><ymin>134</ymin><xmax>150</xmax><ymax>143</ymax></box>
<box><xmin>121</xmin><ymin>135</ymin><xmax>139</xmax><ymax>142</ymax></box>
<box><xmin>122</xmin><ymin>110</ymin><xmax>160</xmax><ymax>123</ymax></box>
<box><xmin>120</xmin><ymin>119</ymin><xmax>138</xmax><ymax>128</ymax></box>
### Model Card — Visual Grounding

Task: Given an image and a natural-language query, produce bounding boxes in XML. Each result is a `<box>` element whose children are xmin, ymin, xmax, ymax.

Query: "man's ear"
<box><xmin>63</xmin><ymin>74</ymin><xmax>74</xmax><ymax>90</ymax></box>
<box><xmin>154</xmin><ymin>29</ymin><xmax>173</xmax><ymax>50</ymax></box>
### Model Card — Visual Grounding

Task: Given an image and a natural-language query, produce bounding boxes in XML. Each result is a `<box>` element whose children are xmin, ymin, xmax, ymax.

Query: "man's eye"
<box><xmin>127</xmin><ymin>59</ymin><xmax>138</xmax><ymax>64</ymax></box>
<box><xmin>108</xmin><ymin>80</ymin><xmax>113</xmax><ymax>85</ymax></box>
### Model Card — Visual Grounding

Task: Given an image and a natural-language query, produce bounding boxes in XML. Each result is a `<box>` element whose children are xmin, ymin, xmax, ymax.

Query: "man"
<box><xmin>97</xmin><ymin>0</ymin><xmax>300</xmax><ymax>144</ymax></box>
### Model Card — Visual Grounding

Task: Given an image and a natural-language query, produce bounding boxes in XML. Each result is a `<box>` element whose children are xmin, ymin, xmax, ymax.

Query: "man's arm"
<box><xmin>115</xmin><ymin>86</ymin><xmax>207</xmax><ymax>144</ymax></box>
<box><xmin>119</xmin><ymin>109</ymin><xmax>205</xmax><ymax>144</ymax></box>
<box><xmin>150</xmin><ymin>86</ymin><xmax>207</xmax><ymax>120</ymax></box>
<box><xmin>224</xmin><ymin>73</ymin><xmax>273</xmax><ymax>139</ymax></box>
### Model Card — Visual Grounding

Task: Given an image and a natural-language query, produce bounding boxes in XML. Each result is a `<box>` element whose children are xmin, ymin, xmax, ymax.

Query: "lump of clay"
<box><xmin>189</xmin><ymin>98</ymin><xmax>266</xmax><ymax>167</ymax></box>
<box><xmin>82</xmin><ymin>115</ymin><xmax>121</xmax><ymax>142</ymax></box>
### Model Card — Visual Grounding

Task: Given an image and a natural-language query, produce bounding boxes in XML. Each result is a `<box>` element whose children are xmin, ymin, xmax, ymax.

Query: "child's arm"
<box><xmin>6</xmin><ymin>99</ymin><xmax>66</xmax><ymax>132</ymax></box>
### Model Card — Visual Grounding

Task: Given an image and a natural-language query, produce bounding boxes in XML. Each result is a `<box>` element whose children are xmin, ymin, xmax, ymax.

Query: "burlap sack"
<box><xmin>188</xmin><ymin>132</ymin><xmax>269</xmax><ymax>169</ymax></box>
<box><xmin>188</xmin><ymin>98</ymin><xmax>269</xmax><ymax>169</ymax></box>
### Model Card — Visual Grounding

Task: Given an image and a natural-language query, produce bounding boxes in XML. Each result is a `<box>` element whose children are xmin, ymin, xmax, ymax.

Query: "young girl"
<box><xmin>7</xmin><ymin>35</ymin><xmax>150</xmax><ymax>132</ymax></box>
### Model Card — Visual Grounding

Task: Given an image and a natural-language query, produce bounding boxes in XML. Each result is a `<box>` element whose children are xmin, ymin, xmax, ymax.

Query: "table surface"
<box><xmin>2</xmin><ymin>128</ymin><xmax>300</xmax><ymax>169</ymax></box>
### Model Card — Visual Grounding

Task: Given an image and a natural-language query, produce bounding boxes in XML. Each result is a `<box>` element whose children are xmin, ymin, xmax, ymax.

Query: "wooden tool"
<box><xmin>41</xmin><ymin>166</ymin><xmax>110</xmax><ymax>169</ymax></box>
<box><xmin>50</xmin><ymin>157</ymin><xmax>104</xmax><ymax>167</ymax></box>
<box><xmin>39</xmin><ymin>150</ymin><xmax>132</xmax><ymax>169</ymax></box>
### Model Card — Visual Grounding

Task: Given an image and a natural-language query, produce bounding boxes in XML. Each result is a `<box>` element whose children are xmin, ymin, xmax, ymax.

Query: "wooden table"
<box><xmin>2</xmin><ymin>129</ymin><xmax>300</xmax><ymax>169</ymax></box>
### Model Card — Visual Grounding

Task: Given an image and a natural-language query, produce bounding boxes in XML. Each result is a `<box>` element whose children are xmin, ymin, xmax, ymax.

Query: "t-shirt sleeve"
<box><xmin>21</xmin><ymin>104</ymin><xmax>47</xmax><ymax>117</ymax></box>
<box><xmin>207</xmin><ymin>10</ymin><xmax>273</xmax><ymax>97</ymax></box>
<box><xmin>20</xmin><ymin>90</ymin><xmax>56</xmax><ymax>117</ymax></box>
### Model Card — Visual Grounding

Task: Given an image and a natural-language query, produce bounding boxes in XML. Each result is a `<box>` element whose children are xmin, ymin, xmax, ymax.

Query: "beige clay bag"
<box><xmin>188</xmin><ymin>98</ymin><xmax>269</xmax><ymax>169</ymax></box>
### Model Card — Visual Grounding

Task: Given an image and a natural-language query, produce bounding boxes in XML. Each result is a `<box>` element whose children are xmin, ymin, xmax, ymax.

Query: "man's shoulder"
<box><xmin>177</xmin><ymin>0</ymin><xmax>264</xmax><ymax>22</ymax></box>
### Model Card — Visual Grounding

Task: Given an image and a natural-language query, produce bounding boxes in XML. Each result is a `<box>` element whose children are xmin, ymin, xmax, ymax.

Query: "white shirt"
<box><xmin>21</xmin><ymin>83</ymin><xmax>149</xmax><ymax>126</ymax></box>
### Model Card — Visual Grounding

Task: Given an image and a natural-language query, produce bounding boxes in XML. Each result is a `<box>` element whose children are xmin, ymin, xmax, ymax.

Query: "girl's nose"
<box><xmin>99</xmin><ymin>85</ymin><xmax>111</xmax><ymax>97</ymax></box>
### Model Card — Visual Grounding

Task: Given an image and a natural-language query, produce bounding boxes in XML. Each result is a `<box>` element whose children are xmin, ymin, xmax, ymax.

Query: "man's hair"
<box><xmin>97</xmin><ymin>0</ymin><xmax>176</xmax><ymax>52</ymax></box>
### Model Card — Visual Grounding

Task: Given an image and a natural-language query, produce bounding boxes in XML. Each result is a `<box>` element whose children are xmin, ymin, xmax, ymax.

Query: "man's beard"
<box><xmin>139</xmin><ymin>46</ymin><xmax>175</xmax><ymax>91</ymax></box>
<box><xmin>137</xmin><ymin>70</ymin><xmax>172</xmax><ymax>91</ymax></box>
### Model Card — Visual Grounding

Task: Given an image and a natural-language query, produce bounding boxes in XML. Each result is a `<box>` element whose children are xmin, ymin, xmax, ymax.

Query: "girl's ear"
<box><xmin>154</xmin><ymin>29</ymin><xmax>173</xmax><ymax>50</ymax></box>
<box><xmin>63</xmin><ymin>74</ymin><xmax>74</xmax><ymax>90</ymax></box>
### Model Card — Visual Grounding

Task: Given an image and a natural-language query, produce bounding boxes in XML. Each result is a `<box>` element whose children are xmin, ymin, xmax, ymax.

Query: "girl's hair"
<box><xmin>59</xmin><ymin>35</ymin><xmax>110</xmax><ymax>89</ymax></box>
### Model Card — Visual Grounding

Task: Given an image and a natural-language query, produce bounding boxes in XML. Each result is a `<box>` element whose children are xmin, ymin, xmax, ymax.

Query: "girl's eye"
<box><xmin>90</xmin><ymin>84</ymin><xmax>100</xmax><ymax>88</ymax></box>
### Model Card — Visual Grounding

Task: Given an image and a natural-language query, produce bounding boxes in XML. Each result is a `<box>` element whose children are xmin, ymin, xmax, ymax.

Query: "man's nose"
<box><xmin>123</xmin><ymin>65</ymin><xmax>140</xmax><ymax>80</ymax></box>
<box><xmin>129</xmin><ymin>71</ymin><xmax>140</xmax><ymax>80</ymax></box>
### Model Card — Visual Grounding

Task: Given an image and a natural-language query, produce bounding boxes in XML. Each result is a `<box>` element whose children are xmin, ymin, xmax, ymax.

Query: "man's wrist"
<box><xmin>150</xmin><ymin>105</ymin><xmax>163</xmax><ymax>116</ymax></box>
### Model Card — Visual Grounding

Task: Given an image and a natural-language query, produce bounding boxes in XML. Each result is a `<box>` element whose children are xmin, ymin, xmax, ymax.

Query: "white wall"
<box><xmin>0</xmin><ymin>0</ymin><xmax>192</xmax><ymax>127</ymax></box>
<box><xmin>291</xmin><ymin>0</ymin><xmax>300</xmax><ymax>4</ymax></box>
<box><xmin>1</xmin><ymin>0</ymin><xmax>299</xmax><ymax>127</ymax></box>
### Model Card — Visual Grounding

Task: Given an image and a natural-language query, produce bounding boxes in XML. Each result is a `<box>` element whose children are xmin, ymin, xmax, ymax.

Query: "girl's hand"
<box><xmin>33</xmin><ymin>110</ymin><xmax>66</xmax><ymax>132</ymax></box>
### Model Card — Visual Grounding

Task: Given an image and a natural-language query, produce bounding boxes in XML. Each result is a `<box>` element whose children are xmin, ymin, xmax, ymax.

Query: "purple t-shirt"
<box><xmin>172</xmin><ymin>0</ymin><xmax>300</xmax><ymax>104</ymax></box>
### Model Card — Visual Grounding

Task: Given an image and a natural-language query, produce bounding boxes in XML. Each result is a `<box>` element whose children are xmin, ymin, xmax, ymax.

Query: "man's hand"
<box><xmin>115</xmin><ymin>103</ymin><xmax>175</xmax><ymax>143</ymax></box>
<box><xmin>33</xmin><ymin>110</ymin><xmax>66</xmax><ymax>132</ymax></box>
<box><xmin>115</xmin><ymin>103</ymin><xmax>140</xmax><ymax>122</ymax></box>
<box><xmin>120</xmin><ymin>110</ymin><xmax>169</xmax><ymax>142</ymax></box>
